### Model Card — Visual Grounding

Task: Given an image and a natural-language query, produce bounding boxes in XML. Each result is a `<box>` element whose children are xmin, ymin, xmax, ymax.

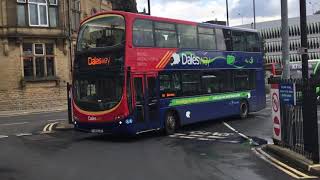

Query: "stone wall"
<box><xmin>0</xmin><ymin>38</ymin><xmax>71</xmax><ymax>112</ymax></box>
<box><xmin>0</xmin><ymin>85</ymin><xmax>67</xmax><ymax>111</ymax></box>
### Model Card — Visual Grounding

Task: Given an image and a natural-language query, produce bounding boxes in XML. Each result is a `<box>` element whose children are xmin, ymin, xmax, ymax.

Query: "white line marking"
<box><xmin>42</xmin><ymin>123</ymin><xmax>52</xmax><ymax>132</ymax></box>
<box><xmin>179</xmin><ymin>136</ymin><xmax>196</xmax><ymax>139</ymax></box>
<box><xmin>48</xmin><ymin>122</ymin><xmax>59</xmax><ymax>132</ymax></box>
<box><xmin>207</xmin><ymin>135</ymin><xmax>226</xmax><ymax>139</ymax></box>
<box><xmin>223</xmin><ymin>122</ymin><xmax>259</xmax><ymax>146</ymax></box>
<box><xmin>47</xmin><ymin>119</ymin><xmax>66</xmax><ymax>122</ymax></box>
<box><xmin>0</xmin><ymin>135</ymin><xmax>9</xmax><ymax>139</ymax></box>
<box><xmin>197</xmin><ymin>138</ymin><xmax>211</xmax><ymax>141</ymax></box>
<box><xmin>16</xmin><ymin>133</ymin><xmax>33</xmax><ymax>137</ymax></box>
<box><xmin>219</xmin><ymin>140</ymin><xmax>241</xmax><ymax>143</ymax></box>
<box><xmin>188</xmin><ymin>134</ymin><xmax>204</xmax><ymax>137</ymax></box>
<box><xmin>173</xmin><ymin>133</ymin><xmax>187</xmax><ymax>136</ymax></box>
<box><xmin>0</xmin><ymin>122</ymin><xmax>29</xmax><ymax>126</ymax></box>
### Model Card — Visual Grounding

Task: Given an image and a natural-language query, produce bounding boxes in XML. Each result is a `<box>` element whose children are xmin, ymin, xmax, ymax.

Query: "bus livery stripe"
<box><xmin>159</xmin><ymin>51</ymin><xmax>175</xmax><ymax>69</ymax></box>
<box><xmin>155</xmin><ymin>51</ymin><xmax>170</xmax><ymax>68</ymax></box>
<box><xmin>169</xmin><ymin>91</ymin><xmax>251</xmax><ymax>107</ymax></box>
<box><xmin>156</xmin><ymin>51</ymin><xmax>173</xmax><ymax>69</ymax></box>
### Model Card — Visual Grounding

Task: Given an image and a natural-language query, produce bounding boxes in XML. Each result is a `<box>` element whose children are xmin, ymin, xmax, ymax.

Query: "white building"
<box><xmin>236</xmin><ymin>14</ymin><xmax>320</xmax><ymax>64</ymax></box>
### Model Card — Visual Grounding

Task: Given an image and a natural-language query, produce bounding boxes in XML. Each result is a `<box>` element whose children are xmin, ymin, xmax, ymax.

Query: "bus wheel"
<box><xmin>239</xmin><ymin>101</ymin><xmax>249</xmax><ymax>119</ymax></box>
<box><xmin>165</xmin><ymin>112</ymin><xmax>177</xmax><ymax>135</ymax></box>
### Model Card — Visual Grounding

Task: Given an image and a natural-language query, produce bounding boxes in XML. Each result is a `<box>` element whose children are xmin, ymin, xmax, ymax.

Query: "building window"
<box><xmin>23</xmin><ymin>43</ymin><xmax>56</xmax><ymax>80</ymax></box>
<box><xmin>16</xmin><ymin>0</ymin><xmax>58</xmax><ymax>27</ymax></box>
<box><xmin>17</xmin><ymin>0</ymin><xmax>27</xmax><ymax>26</ymax></box>
<box><xmin>48</xmin><ymin>0</ymin><xmax>58</xmax><ymax>27</ymax></box>
<box><xmin>71</xmin><ymin>0</ymin><xmax>81</xmax><ymax>32</ymax></box>
<box><xmin>28</xmin><ymin>0</ymin><xmax>48</xmax><ymax>26</ymax></box>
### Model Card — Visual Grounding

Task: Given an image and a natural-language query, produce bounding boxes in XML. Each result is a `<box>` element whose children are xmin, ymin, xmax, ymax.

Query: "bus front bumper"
<box><xmin>73</xmin><ymin>119</ymin><xmax>136</xmax><ymax>135</ymax></box>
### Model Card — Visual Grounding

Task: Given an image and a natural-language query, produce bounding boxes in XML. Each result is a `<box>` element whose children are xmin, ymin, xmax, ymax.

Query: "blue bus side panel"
<box><xmin>159</xmin><ymin>98</ymin><xmax>240</xmax><ymax>126</ymax></box>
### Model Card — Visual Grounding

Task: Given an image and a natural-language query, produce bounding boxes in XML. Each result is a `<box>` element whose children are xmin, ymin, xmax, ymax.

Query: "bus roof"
<box><xmin>80</xmin><ymin>10</ymin><xmax>258</xmax><ymax>33</ymax></box>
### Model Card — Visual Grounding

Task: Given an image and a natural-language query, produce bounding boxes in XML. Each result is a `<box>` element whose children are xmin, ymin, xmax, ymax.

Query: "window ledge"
<box><xmin>23</xmin><ymin>76</ymin><xmax>60</xmax><ymax>82</ymax></box>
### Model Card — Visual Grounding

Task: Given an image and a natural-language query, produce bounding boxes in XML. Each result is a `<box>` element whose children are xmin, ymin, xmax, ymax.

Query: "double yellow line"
<box><xmin>156</xmin><ymin>51</ymin><xmax>175</xmax><ymax>69</ymax></box>
<box><xmin>42</xmin><ymin>122</ymin><xmax>59</xmax><ymax>134</ymax></box>
<box><xmin>253</xmin><ymin>147</ymin><xmax>317</xmax><ymax>179</ymax></box>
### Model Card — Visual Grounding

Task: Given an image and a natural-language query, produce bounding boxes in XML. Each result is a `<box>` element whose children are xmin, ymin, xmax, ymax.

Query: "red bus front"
<box><xmin>72</xmin><ymin>13</ymin><xmax>134</xmax><ymax>134</ymax></box>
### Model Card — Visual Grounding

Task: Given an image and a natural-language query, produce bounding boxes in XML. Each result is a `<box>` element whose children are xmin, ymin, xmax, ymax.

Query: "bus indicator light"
<box><xmin>88</xmin><ymin>57</ymin><xmax>111</xmax><ymax>66</ymax></box>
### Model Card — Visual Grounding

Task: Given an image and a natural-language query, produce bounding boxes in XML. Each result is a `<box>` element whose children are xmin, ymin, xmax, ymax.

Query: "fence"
<box><xmin>269</xmin><ymin>77</ymin><xmax>319</xmax><ymax>163</ymax></box>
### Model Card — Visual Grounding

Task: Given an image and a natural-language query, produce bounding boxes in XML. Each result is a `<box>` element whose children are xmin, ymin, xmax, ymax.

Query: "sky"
<box><xmin>136</xmin><ymin>0</ymin><xmax>320</xmax><ymax>26</ymax></box>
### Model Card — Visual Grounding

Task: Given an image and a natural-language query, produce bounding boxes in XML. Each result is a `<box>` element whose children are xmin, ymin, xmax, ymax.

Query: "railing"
<box><xmin>268</xmin><ymin>77</ymin><xmax>319</xmax><ymax>162</ymax></box>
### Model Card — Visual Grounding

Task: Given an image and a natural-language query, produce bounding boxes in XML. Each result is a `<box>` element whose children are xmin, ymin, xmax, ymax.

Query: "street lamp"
<box><xmin>147</xmin><ymin>0</ymin><xmax>151</xmax><ymax>15</ymax></box>
<box><xmin>253</xmin><ymin>0</ymin><xmax>256</xmax><ymax>29</ymax></box>
<box><xmin>226</xmin><ymin>0</ymin><xmax>229</xmax><ymax>26</ymax></box>
<box><xmin>238</xmin><ymin>12</ymin><xmax>244</xmax><ymax>25</ymax></box>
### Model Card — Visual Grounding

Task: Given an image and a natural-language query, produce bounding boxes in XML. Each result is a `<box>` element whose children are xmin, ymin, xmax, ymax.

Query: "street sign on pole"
<box><xmin>279</xmin><ymin>83</ymin><xmax>296</xmax><ymax>106</ymax></box>
<box><xmin>271</xmin><ymin>84</ymin><xmax>281</xmax><ymax>141</ymax></box>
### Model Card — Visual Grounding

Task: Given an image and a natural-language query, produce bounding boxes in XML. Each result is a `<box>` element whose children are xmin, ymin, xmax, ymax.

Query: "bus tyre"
<box><xmin>165</xmin><ymin>112</ymin><xmax>177</xmax><ymax>135</ymax></box>
<box><xmin>239</xmin><ymin>101</ymin><xmax>249</xmax><ymax>119</ymax></box>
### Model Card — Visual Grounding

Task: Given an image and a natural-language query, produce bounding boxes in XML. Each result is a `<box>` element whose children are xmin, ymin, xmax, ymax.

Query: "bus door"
<box><xmin>146</xmin><ymin>74</ymin><xmax>160</xmax><ymax>128</ymax></box>
<box><xmin>133</xmin><ymin>74</ymin><xmax>159</xmax><ymax>130</ymax></box>
<box><xmin>133</xmin><ymin>75</ymin><xmax>146</xmax><ymax>125</ymax></box>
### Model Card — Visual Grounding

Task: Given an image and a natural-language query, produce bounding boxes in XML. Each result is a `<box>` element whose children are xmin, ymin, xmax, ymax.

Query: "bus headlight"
<box><xmin>125</xmin><ymin>118</ymin><xmax>133</xmax><ymax>124</ymax></box>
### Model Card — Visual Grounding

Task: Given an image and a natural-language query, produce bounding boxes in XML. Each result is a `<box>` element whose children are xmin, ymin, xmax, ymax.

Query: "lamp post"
<box><xmin>226</xmin><ymin>0</ymin><xmax>229</xmax><ymax>26</ymax></box>
<box><xmin>238</xmin><ymin>12</ymin><xmax>243</xmax><ymax>25</ymax></box>
<box><xmin>147</xmin><ymin>0</ymin><xmax>151</xmax><ymax>15</ymax></box>
<box><xmin>253</xmin><ymin>0</ymin><xmax>256</xmax><ymax>29</ymax></box>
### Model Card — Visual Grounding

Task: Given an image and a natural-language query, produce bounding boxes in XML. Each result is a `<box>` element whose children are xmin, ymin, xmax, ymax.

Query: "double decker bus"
<box><xmin>69</xmin><ymin>11</ymin><xmax>266</xmax><ymax>135</ymax></box>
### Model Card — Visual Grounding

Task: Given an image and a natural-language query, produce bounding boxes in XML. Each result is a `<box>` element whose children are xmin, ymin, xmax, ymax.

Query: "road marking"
<box><xmin>207</xmin><ymin>135</ymin><xmax>226</xmax><ymax>139</ymax></box>
<box><xmin>48</xmin><ymin>122</ymin><xmax>59</xmax><ymax>132</ymax></box>
<box><xmin>169</xmin><ymin>130</ymin><xmax>242</xmax><ymax>143</ymax></box>
<box><xmin>42</xmin><ymin>123</ymin><xmax>52</xmax><ymax>132</ymax></box>
<box><xmin>253</xmin><ymin>147</ymin><xmax>318</xmax><ymax>179</ymax></box>
<box><xmin>0</xmin><ymin>135</ymin><xmax>9</xmax><ymax>139</ymax></box>
<box><xmin>47</xmin><ymin>119</ymin><xmax>66</xmax><ymax>122</ymax></box>
<box><xmin>223</xmin><ymin>122</ymin><xmax>259</xmax><ymax>146</ymax></box>
<box><xmin>179</xmin><ymin>136</ymin><xmax>196</xmax><ymax>139</ymax></box>
<box><xmin>0</xmin><ymin>122</ymin><xmax>29</xmax><ymax>126</ymax></box>
<box><xmin>16</xmin><ymin>133</ymin><xmax>33</xmax><ymax>137</ymax></box>
<box><xmin>308</xmin><ymin>164</ymin><xmax>320</xmax><ymax>171</ymax></box>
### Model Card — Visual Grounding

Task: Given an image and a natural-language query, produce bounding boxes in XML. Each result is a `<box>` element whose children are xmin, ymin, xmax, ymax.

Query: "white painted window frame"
<box><xmin>34</xmin><ymin>43</ymin><xmax>45</xmax><ymax>55</ymax></box>
<box><xmin>49</xmin><ymin>0</ymin><xmax>58</xmax><ymax>6</ymax></box>
<box><xmin>28</xmin><ymin>0</ymin><xmax>49</xmax><ymax>27</ymax></box>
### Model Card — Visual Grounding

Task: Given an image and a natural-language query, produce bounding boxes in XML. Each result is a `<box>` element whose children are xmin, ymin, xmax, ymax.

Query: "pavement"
<box><xmin>0</xmin><ymin>107</ymin><xmax>67</xmax><ymax>117</ymax></box>
<box><xmin>264</xmin><ymin>144</ymin><xmax>320</xmax><ymax>177</ymax></box>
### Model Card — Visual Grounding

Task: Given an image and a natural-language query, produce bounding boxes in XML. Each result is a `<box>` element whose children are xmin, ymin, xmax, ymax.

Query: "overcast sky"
<box><xmin>136</xmin><ymin>0</ymin><xmax>320</xmax><ymax>26</ymax></box>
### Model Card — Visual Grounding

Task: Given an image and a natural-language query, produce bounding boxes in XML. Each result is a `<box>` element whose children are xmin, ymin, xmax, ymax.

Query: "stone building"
<box><xmin>236</xmin><ymin>14</ymin><xmax>320</xmax><ymax>64</ymax></box>
<box><xmin>0</xmin><ymin>0</ymin><xmax>112</xmax><ymax>112</ymax></box>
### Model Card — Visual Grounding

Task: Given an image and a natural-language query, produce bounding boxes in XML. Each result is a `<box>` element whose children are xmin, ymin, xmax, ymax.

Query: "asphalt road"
<box><xmin>0</xmin><ymin>97</ymin><xmax>303</xmax><ymax>180</ymax></box>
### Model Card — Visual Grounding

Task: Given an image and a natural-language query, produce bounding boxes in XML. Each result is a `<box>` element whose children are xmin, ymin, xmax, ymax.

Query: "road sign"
<box><xmin>279</xmin><ymin>83</ymin><xmax>296</xmax><ymax>106</ymax></box>
<box><xmin>271</xmin><ymin>84</ymin><xmax>281</xmax><ymax>140</ymax></box>
<box><xmin>273</xmin><ymin>116</ymin><xmax>280</xmax><ymax>136</ymax></box>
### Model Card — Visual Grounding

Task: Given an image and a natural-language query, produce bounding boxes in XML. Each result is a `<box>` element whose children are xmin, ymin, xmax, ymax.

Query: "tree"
<box><xmin>111</xmin><ymin>0</ymin><xmax>137</xmax><ymax>13</ymax></box>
